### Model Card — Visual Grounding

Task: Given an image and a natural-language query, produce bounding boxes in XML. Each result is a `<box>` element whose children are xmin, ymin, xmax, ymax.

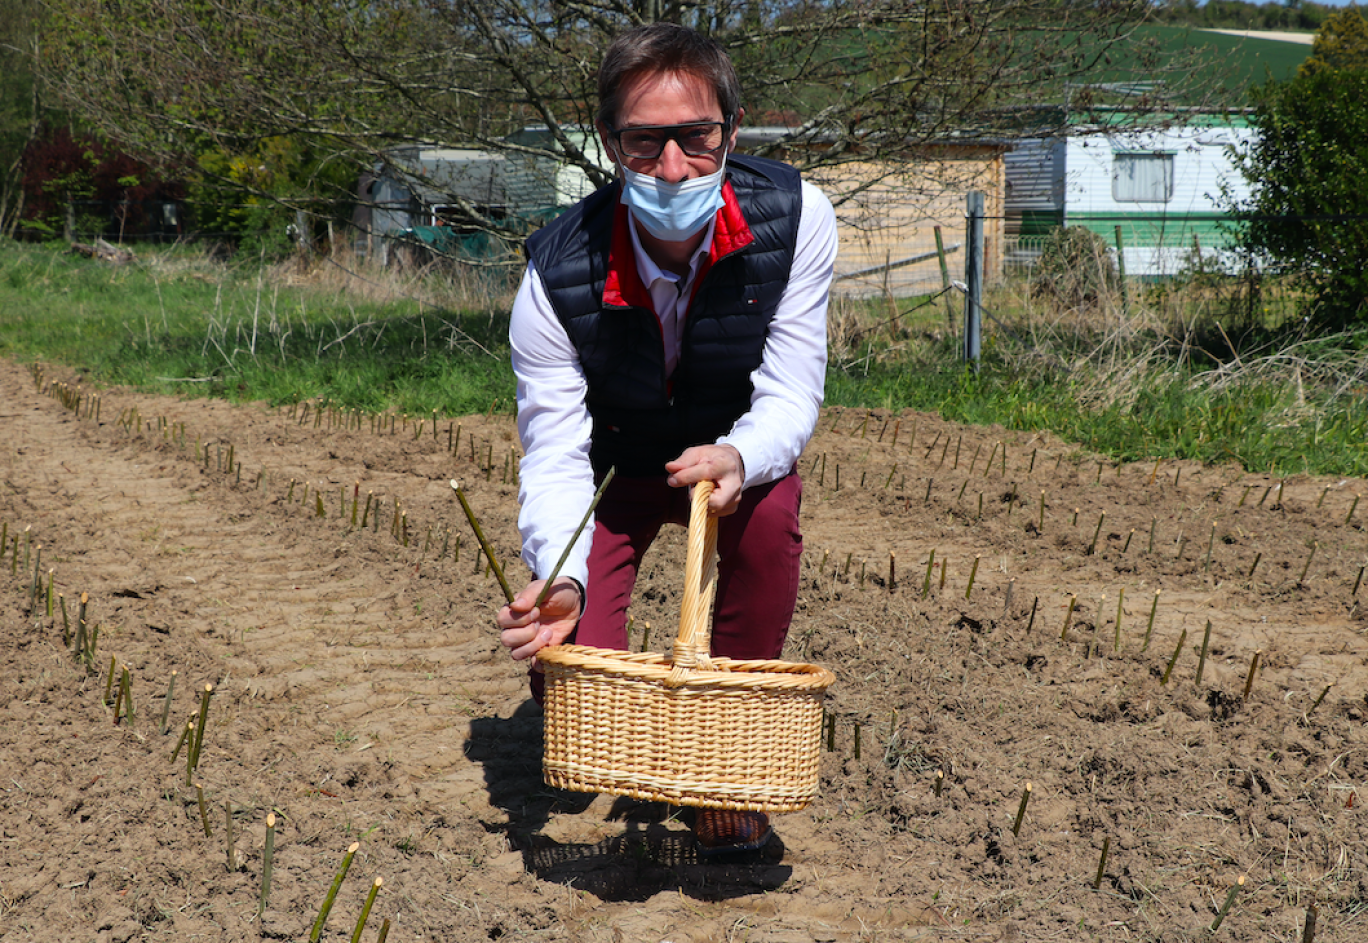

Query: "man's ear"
<box><xmin>728</xmin><ymin>107</ymin><xmax>746</xmax><ymax>150</ymax></box>
<box><xmin>596</xmin><ymin>121</ymin><xmax>618</xmax><ymax>166</ymax></box>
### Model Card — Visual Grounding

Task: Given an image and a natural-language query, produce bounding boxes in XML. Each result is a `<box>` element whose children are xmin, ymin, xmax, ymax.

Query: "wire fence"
<box><xmin>14</xmin><ymin>197</ymin><xmax>1323</xmax><ymax>313</ymax></box>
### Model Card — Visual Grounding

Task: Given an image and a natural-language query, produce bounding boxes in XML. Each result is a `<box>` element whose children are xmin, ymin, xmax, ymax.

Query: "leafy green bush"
<box><xmin>1234</xmin><ymin>64</ymin><xmax>1368</xmax><ymax>329</ymax></box>
<box><xmin>188</xmin><ymin>137</ymin><xmax>358</xmax><ymax>259</ymax></box>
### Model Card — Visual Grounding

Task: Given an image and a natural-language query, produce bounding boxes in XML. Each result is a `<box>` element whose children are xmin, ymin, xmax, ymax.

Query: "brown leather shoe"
<box><xmin>693</xmin><ymin>808</ymin><xmax>772</xmax><ymax>857</ymax></box>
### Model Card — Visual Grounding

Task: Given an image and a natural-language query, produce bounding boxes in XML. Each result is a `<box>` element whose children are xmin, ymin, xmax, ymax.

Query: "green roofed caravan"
<box><xmin>1006</xmin><ymin>111</ymin><xmax>1256</xmax><ymax>278</ymax></box>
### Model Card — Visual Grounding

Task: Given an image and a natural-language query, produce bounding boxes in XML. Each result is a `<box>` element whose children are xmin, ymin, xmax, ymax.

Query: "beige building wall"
<box><xmin>800</xmin><ymin>147</ymin><xmax>1005</xmax><ymax>298</ymax></box>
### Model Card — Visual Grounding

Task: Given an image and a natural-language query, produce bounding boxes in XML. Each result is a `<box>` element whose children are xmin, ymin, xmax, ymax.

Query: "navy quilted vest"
<box><xmin>525</xmin><ymin>154</ymin><xmax>801</xmax><ymax>477</ymax></box>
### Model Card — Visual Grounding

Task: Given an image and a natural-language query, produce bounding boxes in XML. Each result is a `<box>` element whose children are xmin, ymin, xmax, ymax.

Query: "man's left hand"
<box><xmin>665</xmin><ymin>444</ymin><xmax>745</xmax><ymax>515</ymax></box>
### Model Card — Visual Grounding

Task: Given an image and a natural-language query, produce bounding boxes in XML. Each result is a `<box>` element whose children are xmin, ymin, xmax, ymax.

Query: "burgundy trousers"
<box><xmin>530</xmin><ymin>470</ymin><xmax>803</xmax><ymax>701</ymax></box>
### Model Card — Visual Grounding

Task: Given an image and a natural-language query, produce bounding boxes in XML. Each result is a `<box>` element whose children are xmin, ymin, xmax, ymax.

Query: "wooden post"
<box><xmin>1114</xmin><ymin>225</ymin><xmax>1129</xmax><ymax>311</ymax></box>
<box><xmin>934</xmin><ymin>225</ymin><xmax>955</xmax><ymax>335</ymax></box>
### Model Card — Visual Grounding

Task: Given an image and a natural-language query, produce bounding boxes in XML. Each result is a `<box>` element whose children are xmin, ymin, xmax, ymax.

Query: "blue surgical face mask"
<box><xmin>616</xmin><ymin>151</ymin><xmax>727</xmax><ymax>242</ymax></box>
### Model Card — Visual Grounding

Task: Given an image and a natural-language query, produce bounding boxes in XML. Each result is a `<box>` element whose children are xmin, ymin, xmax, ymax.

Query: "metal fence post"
<box><xmin>963</xmin><ymin>191</ymin><xmax>984</xmax><ymax>368</ymax></box>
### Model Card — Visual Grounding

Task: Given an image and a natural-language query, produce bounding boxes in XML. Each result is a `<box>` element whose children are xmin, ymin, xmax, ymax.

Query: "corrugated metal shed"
<box><xmin>372</xmin><ymin>146</ymin><xmax>505</xmax><ymax>234</ymax></box>
<box><xmin>503</xmin><ymin>128</ymin><xmax>613</xmax><ymax>220</ymax></box>
<box><xmin>1004</xmin><ymin>139</ymin><xmax>1065</xmax><ymax>235</ymax></box>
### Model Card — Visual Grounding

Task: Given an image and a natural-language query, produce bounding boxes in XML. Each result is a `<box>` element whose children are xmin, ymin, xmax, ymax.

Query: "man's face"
<box><xmin>600</xmin><ymin>70</ymin><xmax>739</xmax><ymax>185</ymax></box>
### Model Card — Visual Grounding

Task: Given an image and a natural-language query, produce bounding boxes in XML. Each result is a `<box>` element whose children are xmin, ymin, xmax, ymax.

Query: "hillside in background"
<box><xmin>1064</xmin><ymin>22</ymin><xmax>1311</xmax><ymax>109</ymax></box>
<box><xmin>1153</xmin><ymin>0</ymin><xmax>1333</xmax><ymax>32</ymax></box>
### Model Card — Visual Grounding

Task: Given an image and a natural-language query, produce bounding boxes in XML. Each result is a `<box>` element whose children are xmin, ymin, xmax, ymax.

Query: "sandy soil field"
<box><xmin>1</xmin><ymin>355</ymin><xmax>1365</xmax><ymax>942</ymax></box>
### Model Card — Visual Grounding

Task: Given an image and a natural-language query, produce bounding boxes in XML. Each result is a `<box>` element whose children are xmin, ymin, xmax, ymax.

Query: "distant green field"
<box><xmin>737</xmin><ymin>21</ymin><xmax>1310</xmax><ymax>127</ymax></box>
<box><xmin>1162</xmin><ymin>25</ymin><xmax>1309</xmax><ymax>86</ymax></box>
<box><xmin>1108</xmin><ymin>25</ymin><xmax>1310</xmax><ymax>99</ymax></box>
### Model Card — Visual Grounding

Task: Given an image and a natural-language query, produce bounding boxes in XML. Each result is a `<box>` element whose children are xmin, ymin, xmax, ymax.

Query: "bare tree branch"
<box><xmin>39</xmin><ymin>0</ymin><xmax>1231</xmax><ymax>240</ymax></box>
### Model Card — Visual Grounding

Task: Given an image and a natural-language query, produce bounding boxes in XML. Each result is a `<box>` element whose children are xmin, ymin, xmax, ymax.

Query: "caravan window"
<box><xmin>1112</xmin><ymin>153</ymin><xmax>1174</xmax><ymax>203</ymax></box>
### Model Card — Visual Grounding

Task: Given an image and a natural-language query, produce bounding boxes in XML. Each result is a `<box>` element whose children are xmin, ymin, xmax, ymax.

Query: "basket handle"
<box><xmin>666</xmin><ymin>480</ymin><xmax>718</xmax><ymax>685</ymax></box>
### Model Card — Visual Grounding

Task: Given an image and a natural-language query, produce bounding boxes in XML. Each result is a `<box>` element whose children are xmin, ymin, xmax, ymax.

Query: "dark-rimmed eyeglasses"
<box><xmin>608</xmin><ymin>121</ymin><xmax>730</xmax><ymax>160</ymax></box>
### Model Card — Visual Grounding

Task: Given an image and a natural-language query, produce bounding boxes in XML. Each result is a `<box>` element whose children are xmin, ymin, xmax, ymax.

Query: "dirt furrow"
<box><xmin>3</xmin><ymin>357</ymin><xmax>1367</xmax><ymax>943</ymax></box>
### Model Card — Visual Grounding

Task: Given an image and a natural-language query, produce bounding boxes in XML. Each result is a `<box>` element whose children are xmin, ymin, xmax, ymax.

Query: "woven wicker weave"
<box><xmin>538</xmin><ymin>481</ymin><xmax>835</xmax><ymax>812</ymax></box>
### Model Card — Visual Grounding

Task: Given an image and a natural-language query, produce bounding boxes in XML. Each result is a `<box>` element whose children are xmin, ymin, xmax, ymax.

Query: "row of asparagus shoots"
<box><xmin>31</xmin><ymin>362</ymin><xmax>1364</xmax><ymax>554</ymax></box>
<box><xmin>13</xmin><ymin>376</ymin><xmax>503</xmax><ymax>939</ymax></box>
<box><xmin>192</xmin><ymin>706</ymin><xmax>394</xmax><ymax>933</ymax></box>
<box><xmin>825</xmin><ymin>705</ymin><xmax>1270</xmax><ymax>934</ymax></box>
<box><xmin>1</xmin><ymin>517</ymin><xmax>102</xmax><ymax>670</ymax></box>
<box><xmin>0</xmin><ymin>514</ymin><xmax>386</xmax><ymax>935</ymax></box>
<box><xmin>41</xmin><ymin>358</ymin><xmax>1363</xmax><ymax>603</ymax></box>
<box><xmin>286</xmin><ymin>395</ymin><xmax>524</xmax><ymax>488</ymax></box>
<box><xmin>809</xmin><ymin>531</ymin><xmax>1364</xmax><ymax>606</ymax></box>
<box><xmin>805</xmin><ymin>423</ymin><xmax>1361</xmax><ymax>592</ymax></box>
<box><xmin>811</xmin><ymin>464</ymin><xmax>1360</xmax><ymax>585</ymax></box>
<box><xmin>22</xmin><ymin>557</ymin><xmax>390</xmax><ymax>936</ymax></box>
<box><xmin>28</xmin><ymin>359</ymin><xmax>508</xmax><ymax>486</ymax></box>
<box><xmin>845</xmin><ymin>553</ymin><xmax>1326</xmax><ymax>710</ymax></box>
<box><xmin>188</xmin><ymin>790</ymin><xmax>387</xmax><ymax>940</ymax></box>
<box><xmin>83</xmin><ymin>619</ymin><xmax>389</xmax><ymax>935</ymax></box>
<box><xmin>817</xmin><ymin>714</ymin><xmax>1319</xmax><ymax>939</ymax></box>
<box><xmin>32</xmin><ymin>363</ymin><xmax>523</xmax><ymax>592</ymax></box>
<box><xmin>23</xmin><ymin>367</ymin><xmax>1359</xmax><ymax>720</ymax></box>
<box><xmin>807</xmin><ymin>528</ymin><xmax>1347</xmax><ymax>723</ymax></box>
<box><xmin>821</xmin><ymin>404</ymin><xmax>1360</xmax><ymax>512</ymax></box>
<box><xmin>28</xmin><ymin>371</ymin><xmax>1341</xmax><ymax>939</ymax></box>
<box><xmin>40</xmin><ymin>367</ymin><xmax>1366</xmax><ymax>623</ymax></box>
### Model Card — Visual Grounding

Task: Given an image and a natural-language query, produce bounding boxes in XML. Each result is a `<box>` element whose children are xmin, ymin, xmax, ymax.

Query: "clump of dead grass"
<box><xmin>827</xmin><ymin>290</ymin><xmax>953</xmax><ymax>371</ymax></box>
<box><xmin>136</xmin><ymin>241</ymin><xmax>522</xmax><ymax>316</ymax></box>
<box><xmin>990</xmin><ymin>266</ymin><xmax>1366</xmax><ymax>438</ymax></box>
<box><xmin>988</xmin><ymin>277</ymin><xmax>1180</xmax><ymax>414</ymax></box>
<box><xmin>268</xmin><ymin>245</ymin><xmax>521</xmax><ymax>314</ymax></box>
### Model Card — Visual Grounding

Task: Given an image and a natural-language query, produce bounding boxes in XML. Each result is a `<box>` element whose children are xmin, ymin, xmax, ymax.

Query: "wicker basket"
<box><xmin>537</xmin><ymin>481</ymin><xmax>835</xmax><ymax>812</ymax></box>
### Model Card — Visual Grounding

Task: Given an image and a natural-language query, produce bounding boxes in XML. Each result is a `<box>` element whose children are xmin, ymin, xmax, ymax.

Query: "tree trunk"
<box><xmin>0</xmin><ymin>36</ymin><xmax>42</xmax><ymax>238</ymax></box>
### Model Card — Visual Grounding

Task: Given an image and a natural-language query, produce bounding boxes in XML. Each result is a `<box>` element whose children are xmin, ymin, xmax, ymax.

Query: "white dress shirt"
<box><xmin>510</xmin><ymin>178</ymin><xmax>837</xmax><ymax>588</ymax></box>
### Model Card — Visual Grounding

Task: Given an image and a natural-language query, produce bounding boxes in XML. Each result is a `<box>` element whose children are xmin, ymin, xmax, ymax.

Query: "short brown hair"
<box><xmin>596</xmin><ymin>23</ymin><xmax>741</xmax><ymax>130</ymax></box>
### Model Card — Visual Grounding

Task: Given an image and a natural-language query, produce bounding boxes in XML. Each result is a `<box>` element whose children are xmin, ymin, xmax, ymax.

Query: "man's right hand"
<box><xmin>496</xmin><ymin>577</ymin><xmax>583</xmax><ymax>662</ymax></box>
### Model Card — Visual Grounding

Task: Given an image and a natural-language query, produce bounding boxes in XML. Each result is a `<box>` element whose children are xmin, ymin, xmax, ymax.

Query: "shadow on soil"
<box><xmin>464</xmin><ymin>701</ymin><xmax>793</xmax><ymax>902</ymax></box>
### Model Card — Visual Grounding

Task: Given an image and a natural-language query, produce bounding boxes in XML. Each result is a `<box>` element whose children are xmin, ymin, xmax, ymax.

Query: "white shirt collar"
<box><xmin>625</xmin><ymin>209</ymin><xmax>716</xmax><ymax>290</ymax></box>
